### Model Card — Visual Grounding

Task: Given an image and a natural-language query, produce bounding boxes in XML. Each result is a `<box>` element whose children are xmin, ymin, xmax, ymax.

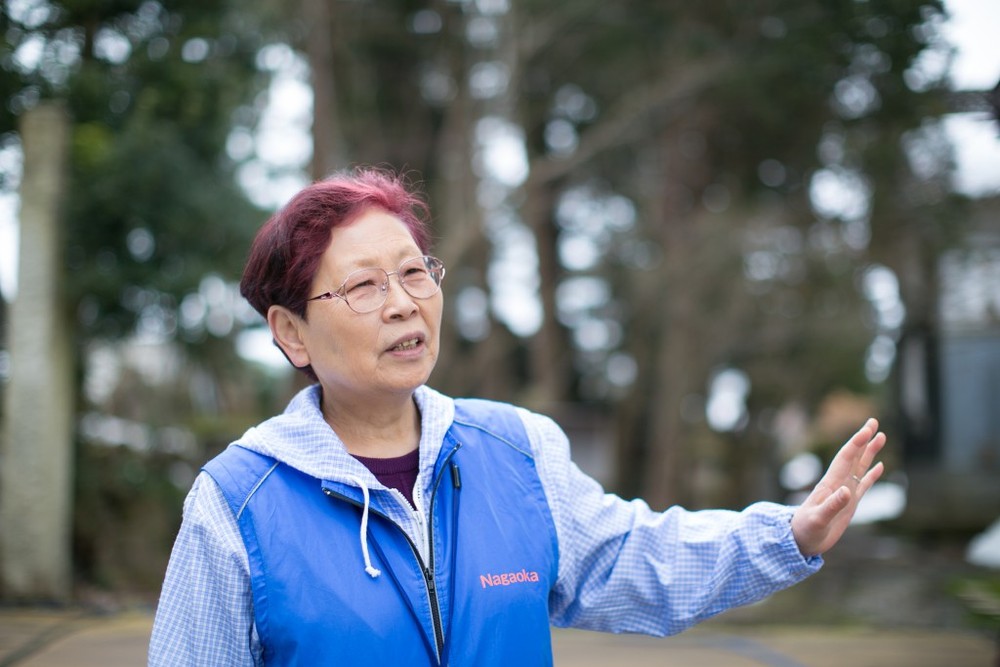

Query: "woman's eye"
<box><xmin>347</xmin><ymin>279</ymin><xmax>376</xmax><ymax>292</ymax></box>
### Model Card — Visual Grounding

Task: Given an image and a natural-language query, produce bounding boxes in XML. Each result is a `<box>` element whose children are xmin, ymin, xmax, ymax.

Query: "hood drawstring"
<box><xmin>348</xmin><ymin>475</ymin><xmax>382</xmax><ymax>579</ymax></box>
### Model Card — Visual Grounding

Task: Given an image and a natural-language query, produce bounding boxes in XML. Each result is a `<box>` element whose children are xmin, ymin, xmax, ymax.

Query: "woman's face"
<box><xmin>285</xmin><ymin>208</ymin><xmax>443</xmax><ymax>403</ymax></box>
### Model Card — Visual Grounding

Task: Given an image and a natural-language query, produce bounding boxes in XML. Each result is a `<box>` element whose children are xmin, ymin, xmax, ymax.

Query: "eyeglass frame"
<box><xmin>305</xmin><ymin>255</ymin><xmax>446</xmax><ymax>314</ymax></box>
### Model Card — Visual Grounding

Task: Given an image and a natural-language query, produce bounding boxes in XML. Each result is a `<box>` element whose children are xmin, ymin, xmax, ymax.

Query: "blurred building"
<box><xmin>898</xmin><ymin>195</ymin><xmax>1000</xmax><ymax>532</ymax></box>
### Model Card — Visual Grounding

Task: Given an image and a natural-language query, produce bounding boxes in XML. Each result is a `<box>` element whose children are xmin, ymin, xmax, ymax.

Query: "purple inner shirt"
<box><xmin>352</xmin><ymin>448</ymin><xmax>420</xmax><ymax>507</ymax></box>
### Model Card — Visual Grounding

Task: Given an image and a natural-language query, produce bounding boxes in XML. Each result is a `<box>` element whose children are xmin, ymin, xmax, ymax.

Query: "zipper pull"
<box><xmin>450</xmin><ymin>463</ymin><xmax>461</xmax><ymax>489</ymax></box>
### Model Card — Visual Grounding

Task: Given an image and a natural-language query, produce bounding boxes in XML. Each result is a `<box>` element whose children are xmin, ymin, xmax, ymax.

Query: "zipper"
<box><xmin>423</xmin><ymin>443</ymin><xmax>461</xmax><ymax>661</ymax></box>
<box><xmin>321</xmin><ymin>442</ymin><xmax>461</xmax><ymax>664</ymax></box>
<box><xmin>423</xmin><ymin>563</ymin><xmax>442</xmax><ymax>660</ymax></box>
<box><xmin>323</xmin><ymin>487</ymin><xmax>443</xmax><ymax>659</ymax></box>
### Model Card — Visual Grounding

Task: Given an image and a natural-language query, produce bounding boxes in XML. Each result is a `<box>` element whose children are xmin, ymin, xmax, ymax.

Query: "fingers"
<box><xmin>852</xmin><ymin>427</ymin><xmax>886</xmax><ymax>487</ymax></box>
<box><xmin>821</xmin><ymin>485</ymin><xmax>852</xmax><ymax>521</ymax></box>
<box><xmin>853</xmin><ymin>417</ymin><xmax>879</xmax><ymax>444</ymax></box>
<box><xmin>829</xmin><ymin>418</ymin><xmax>885</xmax><ymax>479</ymax></box>
<box><xmin>848</xmin><ymin>418</ymin><xmax>881</xmax><ymax>459</ymax></box>
<box><xmin>856</xmin><ymin>428</ymin><xmax>886</xmax><ymax>467</ymax></box>
<box><xmin>855</xmin><ymin>460</ymin><xmax>885</xmax><ymax>493</ymax></box>
<box><xmin>796</xmin><ymin>486</ymin><xmax>851</xmax><ymax>551</ymax></box>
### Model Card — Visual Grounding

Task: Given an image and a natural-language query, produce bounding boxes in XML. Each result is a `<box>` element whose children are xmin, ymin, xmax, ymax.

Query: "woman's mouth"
<box><xmin>392</xmin><ymin>338</ymin><xmax>421</xmax><ymax>351</ymax></box>
<box><xmin>387</xmin><ymin>333</ymin><xmax>425</xmax><ymax>352</ymax></box>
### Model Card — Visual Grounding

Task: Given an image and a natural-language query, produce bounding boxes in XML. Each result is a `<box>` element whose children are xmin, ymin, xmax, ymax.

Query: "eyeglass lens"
<box><xmin>342</xmin><ymin>256</ymin><xmax>444</xmax><ymax>313</ymax></box>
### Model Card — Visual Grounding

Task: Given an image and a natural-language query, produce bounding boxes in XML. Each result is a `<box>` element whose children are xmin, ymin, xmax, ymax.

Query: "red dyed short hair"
<box><xmin>240</xmin><ymin>167</ymin><xmax>433</xmax><ymax>320</ymax></box>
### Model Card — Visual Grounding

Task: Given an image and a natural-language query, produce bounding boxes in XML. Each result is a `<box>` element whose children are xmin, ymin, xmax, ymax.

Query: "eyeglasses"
<box><xmin>306</xmin><ymin>256</ymin><xmax>446</xmax><ymax>314</ymax></box>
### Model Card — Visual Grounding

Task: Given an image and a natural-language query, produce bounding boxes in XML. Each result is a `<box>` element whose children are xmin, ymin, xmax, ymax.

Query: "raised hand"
<box><xmin>790</xmin><ymin>418</ymin><xmax>886</xmax><ymax>557</ymax></box>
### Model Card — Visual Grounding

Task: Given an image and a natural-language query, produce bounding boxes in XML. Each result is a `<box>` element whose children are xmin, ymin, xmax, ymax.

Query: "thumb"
<box><xmin>815</xmin><ymin>485</ymin><xmax>852</xmax><ymax>524</ymax></box>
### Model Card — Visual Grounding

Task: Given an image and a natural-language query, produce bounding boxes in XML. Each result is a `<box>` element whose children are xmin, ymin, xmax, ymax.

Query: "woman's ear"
<box><xmin>268</xmin><ymin>305</ymin><xmax>311</xmax><ymax>369</ymax></box>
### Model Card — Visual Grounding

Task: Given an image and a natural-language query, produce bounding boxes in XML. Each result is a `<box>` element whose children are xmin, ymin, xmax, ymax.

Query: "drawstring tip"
<box><xmin>348</xmin><ymin>474</ymin><xmax>383</xmax><ymax>580</ymax></box>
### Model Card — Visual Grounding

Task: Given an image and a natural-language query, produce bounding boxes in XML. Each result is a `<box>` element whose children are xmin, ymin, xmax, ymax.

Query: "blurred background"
<box><xmin>0</xmin><ymin>0</ymin><xmax>998</xmax><ymax>640</ymax></box>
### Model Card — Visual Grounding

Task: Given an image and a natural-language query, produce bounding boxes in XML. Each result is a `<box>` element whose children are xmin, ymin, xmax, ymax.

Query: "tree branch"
<box><xmin>527</xmin><ymin>57</ymin><xmax>731</xmax><ymax>188</ymax></box>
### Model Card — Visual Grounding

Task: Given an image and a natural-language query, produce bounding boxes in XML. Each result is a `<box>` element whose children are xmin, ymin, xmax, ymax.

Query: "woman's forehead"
<box><xmin>324</xmin><ymin>211</ymin><xmax>421</xmax><ymax>268</ymax></box>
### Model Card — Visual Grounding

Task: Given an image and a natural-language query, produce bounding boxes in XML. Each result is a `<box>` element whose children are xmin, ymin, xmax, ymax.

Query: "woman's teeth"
<box><xmin>394</xmin><ymin>339</ymin><xmax>419</xmax><ymax>351</ymax></box>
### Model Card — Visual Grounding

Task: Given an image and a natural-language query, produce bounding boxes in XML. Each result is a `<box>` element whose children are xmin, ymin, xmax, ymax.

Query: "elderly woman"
<box><xmin>149</xmin><ymin>167</ymin><xmax>885</xmax><ymax>666</ymax></box>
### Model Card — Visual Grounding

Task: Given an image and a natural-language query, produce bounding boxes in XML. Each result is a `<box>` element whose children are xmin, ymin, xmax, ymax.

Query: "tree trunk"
<box><xmin>302</xmin><ymin>0</ymin><xmax>345</xmax><ymax>179</ymax></box>
<box><xmin>0</xmin><ymin>102</ymin><xmax>75</xmax><ymax>602</ymax></box>
<box><xmin>524</xmin><ymin>177</ymin><xmax>572</xmax><ymax>408</ymax></box>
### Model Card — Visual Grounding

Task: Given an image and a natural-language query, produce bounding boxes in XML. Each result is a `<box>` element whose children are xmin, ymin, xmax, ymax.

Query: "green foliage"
<box><xmin>950</xmin><ymin>574</ymin><xmax>1000</xmax><ymax>629</ymax></box>
<box><xmin>2</xmin><ymin>0</ymin><xmax>271</xmax><ymax>338</ymax></box>
<box><xmin>72</xmin><ymin>441</ymin><xmax>188</xmax><ymax>592</ymax></box>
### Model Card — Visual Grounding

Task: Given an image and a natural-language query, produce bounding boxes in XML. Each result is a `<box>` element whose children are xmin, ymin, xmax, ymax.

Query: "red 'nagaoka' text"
<box><xmin>480</xmin><ymin>569</ymin><xmax>540</xmax><ymax>588</ymax></box>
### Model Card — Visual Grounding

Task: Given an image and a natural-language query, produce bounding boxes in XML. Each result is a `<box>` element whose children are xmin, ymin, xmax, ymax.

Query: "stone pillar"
<box><xmin>0</xmin><ymin>102</ymin><xmax>74</xmax><ymax>602</ymax></box>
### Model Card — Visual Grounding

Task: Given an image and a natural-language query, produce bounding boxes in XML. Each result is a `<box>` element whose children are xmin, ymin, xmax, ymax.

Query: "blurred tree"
<box><xmin>288</xmin><ymin>0</ymin><xmax>961</xmax><ymax>511</ymax></box>
<box><xmin>0</xmin><ymin>0</ymin><xmax>280</xmax><ymax>598</ymax></box>
<box><xmin>509</xmin><ymin>0</ymin><xmax>958</xmax><ymax>508</ymax></box>
<box><xmin>0</xmin><ymin>102</ymin><xmax>73</xmax><ymax>601</ymax></box>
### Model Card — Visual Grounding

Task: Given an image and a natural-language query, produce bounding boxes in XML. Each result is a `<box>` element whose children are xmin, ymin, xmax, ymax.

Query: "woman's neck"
<box><xmin>321</xmin><ymin>390</ymin><xmax>421</xmax><ymax>458</ymax></box>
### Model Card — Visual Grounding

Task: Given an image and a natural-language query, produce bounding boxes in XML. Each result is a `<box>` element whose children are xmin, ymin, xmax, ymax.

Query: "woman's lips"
<box><xmin>387</xmin><ymin>333</ymin><xmax>425</xmax><ymax>352</ymax></box>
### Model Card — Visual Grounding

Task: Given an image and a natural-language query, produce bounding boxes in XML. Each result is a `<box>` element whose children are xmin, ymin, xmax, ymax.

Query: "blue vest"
<box><xmin>204</xmin><ymin>399</ymin><xmax>560</xmax><ymax>666</ymax></box>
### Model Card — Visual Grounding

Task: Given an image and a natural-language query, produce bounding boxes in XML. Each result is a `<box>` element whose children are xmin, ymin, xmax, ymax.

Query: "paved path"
<box><xmin>0</xmin><ymin>609</ymin><xmax>995</xmax><ymax>666</ymax></box>
<box><xmin>552</xmin><ymin>625</ymin><xmax>996</xmax><ymax>667</ymax></box>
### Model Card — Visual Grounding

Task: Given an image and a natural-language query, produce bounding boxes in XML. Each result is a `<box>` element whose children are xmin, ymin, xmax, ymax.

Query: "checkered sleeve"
<box><xmin>518</xmin><ymin>408</ymin><xmax>823</xmax><ymax>636</ymax></box>
<box><xmin>148</xmin><ymin>472</ymin><xmax>260</xmax><ymax>666</ymax></box>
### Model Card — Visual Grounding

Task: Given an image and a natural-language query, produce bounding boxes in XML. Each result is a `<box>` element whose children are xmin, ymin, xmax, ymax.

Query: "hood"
<box><xmin>236</xmin><ymin>383</ymin><xmax>456</xmax><ymax>490</ymax></box>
